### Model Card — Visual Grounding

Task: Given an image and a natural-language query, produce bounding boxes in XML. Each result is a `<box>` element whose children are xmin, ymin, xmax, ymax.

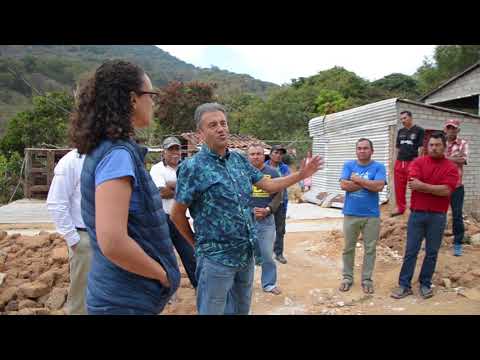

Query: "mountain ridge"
<box><xmin>0</xmin><ymin>45</ymin><xmax>278</xmax><ymax>131</ymax></box>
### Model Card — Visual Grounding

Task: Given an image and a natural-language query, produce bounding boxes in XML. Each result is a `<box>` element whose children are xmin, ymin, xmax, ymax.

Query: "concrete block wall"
<box><xmin>424</xmin><ymin>66</ymin><xmax>480</xmax><ymax>105</ymax></box>
<box><xmin>397</xmin><ymin>102</ymin><xmax>480</xmax><ymax>217</ymax></box>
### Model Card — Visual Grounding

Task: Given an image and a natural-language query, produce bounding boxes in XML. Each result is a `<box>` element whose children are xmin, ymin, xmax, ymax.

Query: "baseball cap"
<box><xmin>271</xmin><ymin>144</ymin><xmax>287</xmax><ymax>154</ymax></box>
<box><xmin>162</xmin><ymin>136</ymin><xmax>181</xmax><ymax>149</ymax></box>
<box><xmin>445</xmin><ymin>119</ymin><xmax>460</xmax><ymax>128</ymax></box>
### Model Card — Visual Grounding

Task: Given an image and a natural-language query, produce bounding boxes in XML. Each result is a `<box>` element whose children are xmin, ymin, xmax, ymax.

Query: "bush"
<box><xmin>0</xmin><ymin>151</ymin><xmax>24</xmax><ymax>204</ymax></box>
<box><xmin>0</xmin><ymin>91</ymin><xmax>73</xmax><ymax>155</ymax></box>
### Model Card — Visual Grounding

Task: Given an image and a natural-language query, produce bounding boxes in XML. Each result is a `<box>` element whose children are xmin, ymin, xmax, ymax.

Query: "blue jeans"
<box><xmin>255</xmin><ymin>215</ymin><xmax>277</xmax><ymax>291</ymax></box>
<box><xmin>196</xmin><ymin>256</ymin><xmax>254</xmax><ymax>315</ymax></box>
<box><xmin>450</xmin><ymin>186</ymin><xmax>465</xmax><ymax>245</ymax></box>
<box><xmin>399</xmin><ymin>211</ymin><xmax>446</xmax><ymax>289</ymax></box>
<box><xmin>166</xmin><ymin>215</ymin><xmax>197</xmax><ymax>288</ymax></box>
<box><xmin>87</xmin><ymin>305</ymin><xmax>156</xmax><ymax>315</ymax></box>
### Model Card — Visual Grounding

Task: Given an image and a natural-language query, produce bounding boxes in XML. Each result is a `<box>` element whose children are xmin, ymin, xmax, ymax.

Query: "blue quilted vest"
<box><xmin>81</xmin><ymin>139</ymin><xmax>180</xmax><ymax>314</ymax></box>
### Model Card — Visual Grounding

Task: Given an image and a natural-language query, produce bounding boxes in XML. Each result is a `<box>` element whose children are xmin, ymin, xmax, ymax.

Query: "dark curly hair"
<box><xmin>70</xmin><ymin>60</ymin><xmax>145</xmax><ymax>154</ymax></box>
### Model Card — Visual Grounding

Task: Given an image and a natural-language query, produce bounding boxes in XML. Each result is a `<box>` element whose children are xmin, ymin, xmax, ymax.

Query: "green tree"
<box><xmin>435</xmin><ymin>45</ymin><xmax>480</xmax><ymax>77</ymax></box>
<box><xmin>314</xmin><ymin>89</ymin><xmax>349</xmax><ymax>114</ymax></box>
<box><xmin>0</xmin><ymin>151</ymin><xmax>23</xmax><ymax>204</ymax></box>
<box><xmin>222</xmin><ymin>93</ymin><xmax>261</xmax><ymax>134</ymax></box>
<box><xmin>371</xmin><ymin>73</ymin><xmax>420</xmax><ymax>98</ymax></box>
<box><xmin>22</xmin><ymin>55</ymin><xmax>38</xmax><ymax>72</ymax></box>
<box><xmin>153</xmin><ymin>81</ymin><xmax>217</xmax><ymax>140</ymax></box>
<box><xmin>415</xmin><ymin>45</ymin><xmax>480</xmax><ymax>94</ymax></box>
<box><xmin>0</xmin><ymin>91</ymin><xmax>74</xmax><ymax>155</ymax></box>
<box><xmin>307</xmin><ymin>66</ymin><xmax>370</xmax><ymax>101</ymax></box>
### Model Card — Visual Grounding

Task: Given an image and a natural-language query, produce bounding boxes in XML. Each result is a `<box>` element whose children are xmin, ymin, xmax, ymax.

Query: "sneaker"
<box><xmin>275</xmin><ymin>255</ymin><xmax>288</xmax><ymax>264</ymax></box>
<box><xmin>391</xmin><ymin>286</ymin><xmax>413</xmax><ymax>299</ymax></box>
<box><xmin>419</xmin><ymin>285</ymin><xmax>433</xmax><ymax>299</ymax></box>
<box><xmin>454</xmin><ymin>244</ymin><xmax>463</xmax><ymax>257</ymax></box>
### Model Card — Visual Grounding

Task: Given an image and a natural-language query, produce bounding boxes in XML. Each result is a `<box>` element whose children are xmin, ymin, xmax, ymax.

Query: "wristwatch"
<box><xmin>266</xmin><ymin>206</ymin><xmax>272</xmax><ymax>215</ymax></box>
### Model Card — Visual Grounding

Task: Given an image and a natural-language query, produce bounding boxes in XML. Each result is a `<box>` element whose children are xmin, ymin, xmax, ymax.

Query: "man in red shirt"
<box><xmin>444</xmin><ymin>119</ymin><xmax>469</xmax><ymax>256</ymax></box>
<box><xmin>391</xmin><ymin>131</ymin><xmax>459</xmax><ymax>300</ymax></box>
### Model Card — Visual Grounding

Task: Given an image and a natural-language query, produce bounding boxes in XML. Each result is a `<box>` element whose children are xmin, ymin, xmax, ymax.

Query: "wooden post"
<box><xmin>24</xmin><ymin>149</ymin><xmax>32</xmax><ymax>198</ymax></box>
<box><xmin>46</xmin><ymin>150</ymin><xmax>55</xmax><ymax>188</ymax></box>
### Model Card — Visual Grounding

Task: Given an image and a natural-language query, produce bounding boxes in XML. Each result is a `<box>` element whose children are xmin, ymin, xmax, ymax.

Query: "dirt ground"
<box><xmin>164</xmin><ymin>233</ymin><xmax>480</xmax><ymax>315</ymax></box>
<box><xmin>164</xmin><ymin>211</ymin><xmax>480</xmax><ymax>315</ymax></box>
<box><xmin>1</xmin><ymin>210</ymin><xmax>480</xmax><ymax>315</ymax></box>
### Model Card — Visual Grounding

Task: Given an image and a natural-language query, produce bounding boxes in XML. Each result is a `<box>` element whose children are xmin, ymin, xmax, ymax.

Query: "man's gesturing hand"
<box><xmin>299</xmin><ymin>155</ymin><xmax>324</xmax><ymax>179</ymax></box>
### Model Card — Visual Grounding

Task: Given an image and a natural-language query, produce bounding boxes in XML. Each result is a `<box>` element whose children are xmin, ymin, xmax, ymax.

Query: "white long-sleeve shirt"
<box><xmin>46</xmin><ymin>149</ymin><xmax>85</xmax><ymax>247</ymax></box>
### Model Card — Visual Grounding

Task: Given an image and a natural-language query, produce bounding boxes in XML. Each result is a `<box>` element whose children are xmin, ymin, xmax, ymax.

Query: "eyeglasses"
<box><xmin>135</xmin><ymin>90</ymin><xmax>160</xmax><ymax>102</ymax></box>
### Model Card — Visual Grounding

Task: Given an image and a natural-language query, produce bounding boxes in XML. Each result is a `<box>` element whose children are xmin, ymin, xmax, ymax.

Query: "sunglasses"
<box><xmin>446</xmin><ymin>125</ymin><xmax>457</xmax><ymax>129</ymax></box>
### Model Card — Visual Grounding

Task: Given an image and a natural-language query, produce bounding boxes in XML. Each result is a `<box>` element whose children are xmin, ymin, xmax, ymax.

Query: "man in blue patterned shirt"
<box><xmin>171</xmin><ymin>103</ymin><xmax>323</xmax><ymax>315</ymax></box>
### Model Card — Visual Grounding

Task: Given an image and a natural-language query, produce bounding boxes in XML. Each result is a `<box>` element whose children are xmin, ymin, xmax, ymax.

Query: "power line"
<box><xmin>5</xmin><ymin>66</ymin><xmax>72</xmax><ymax>115</ymax></box>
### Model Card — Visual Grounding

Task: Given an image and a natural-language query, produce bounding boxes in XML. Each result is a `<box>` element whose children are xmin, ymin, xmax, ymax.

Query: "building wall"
<box><xmin>424</xmin><ymin>66</ymin><xmax>480</xmax><ymax>105</ymax></box>
<box><xmin>397</xmin><ymin>101</ymin><xmax>480</xmax><ymax>217</ymax></box>
<box><xmin>309</xmin><ymin>98</ymin><xmax>398</xmax><ymax>205</ymax></box>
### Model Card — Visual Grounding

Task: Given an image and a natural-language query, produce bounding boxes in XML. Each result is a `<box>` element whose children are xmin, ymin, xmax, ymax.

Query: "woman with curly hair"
<box><xmin>70</xmin><ymin>60</ymin><xmax>180</xmax><ymax>315</ymax></box>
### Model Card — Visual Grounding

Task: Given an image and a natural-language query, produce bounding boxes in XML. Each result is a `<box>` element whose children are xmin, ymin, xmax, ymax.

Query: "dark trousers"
<box><xmin>166</xmin><ymin>215</ymin><xmax>197</xmax><ymax>288</ymax></box>
<box><xmin>398</xmin><ymin>211</ymin><xmax>446</xmax><ymax>289</ymax></box>
<box><xmin>273</xmin><ymin>206</ymin><xmax>287</xmax><ymax>256</ymax></box>
<box><xmin>450</xmin><ymin>185</ymin><xmax>465</xmax><ymax>245</ymax></box>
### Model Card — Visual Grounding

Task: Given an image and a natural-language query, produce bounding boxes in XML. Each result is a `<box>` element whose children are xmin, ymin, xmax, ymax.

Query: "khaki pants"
<box><xmin>342</xmin><ymin>216</ymin><xmax>380</xmax><ymax>284</ymax></box>
<box><xmin>66</xmin><ymin>231</ymin><xmax>92</xmax><ymax>315</ymax></box>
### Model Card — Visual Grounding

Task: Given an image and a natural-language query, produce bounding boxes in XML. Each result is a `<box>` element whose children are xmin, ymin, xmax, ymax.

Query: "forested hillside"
<box><xmin>0</xmin><ymin>45</ymin><xmax>277</xmax><ymax>131</ymax></box>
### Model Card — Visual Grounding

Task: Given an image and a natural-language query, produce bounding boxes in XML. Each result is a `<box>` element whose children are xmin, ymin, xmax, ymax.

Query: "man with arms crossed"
<box><xmin>391</xmin><ymin>132</ymin><xmax>459</xmax><ymax>299</ymax></box>
<box><xmin>150</xmin><ymin>136</ymin><xmax>197</xmax><ymax>289</ymax></box>
<box><xmin>339</xmin><ymin>138</ymin><xmax>386</xmax><ymax>294</ymax></box>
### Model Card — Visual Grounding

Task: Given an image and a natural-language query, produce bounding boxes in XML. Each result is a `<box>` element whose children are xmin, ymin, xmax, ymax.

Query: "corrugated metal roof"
<box><xmin>398</xmin><ymin>98</ymin><xmax>480</xmax><ymax>119</ymax></box>
<box><xmin>309</xmin><ymin>98</ymin><xmax>398</xmax><ymax>134</ymax></box>
<box><xmin>310</xmin><ymin>98</ymin><xmax>480</xmax><ymax>132</ymax></box>
<box><xmin>309</xmin><ymin>98</ymin><xmax>397</xmax><ymax>206</ymax></box>
<box><xmin>180</xmin><ymin>132</ymin><xmax>271</xmax><ymax>150</ymax></box>
<box><xmin>419</xmin><ymin>61</ymin><xmax>480</xmax><ymax>102</ymax></box>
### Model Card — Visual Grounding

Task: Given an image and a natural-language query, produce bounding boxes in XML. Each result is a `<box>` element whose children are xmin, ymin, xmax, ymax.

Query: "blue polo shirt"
<box><xmin>176</xmin><ymin>145</ymin><xmax>264</xmax><ymax>268</ymax></box>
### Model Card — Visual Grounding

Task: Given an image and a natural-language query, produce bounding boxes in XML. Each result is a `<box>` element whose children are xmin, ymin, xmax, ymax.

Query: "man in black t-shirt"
<box><xmin>392</xmin><ymin>111</ymin><xmax>425</xmax><ymax>217</ymax></box>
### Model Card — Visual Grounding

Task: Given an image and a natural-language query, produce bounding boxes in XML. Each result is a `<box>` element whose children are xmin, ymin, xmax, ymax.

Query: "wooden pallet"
<box><xmin>23</xmin><ymin>148</ymin><xmax>72</xmax><ymax>199</ymax></box>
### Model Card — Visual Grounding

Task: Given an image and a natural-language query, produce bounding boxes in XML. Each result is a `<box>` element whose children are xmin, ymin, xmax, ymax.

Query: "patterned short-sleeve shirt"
<box><xmin>176</xmin><ymin>145</ymin><xmax>264</xmax><ymax>268</ymax></box>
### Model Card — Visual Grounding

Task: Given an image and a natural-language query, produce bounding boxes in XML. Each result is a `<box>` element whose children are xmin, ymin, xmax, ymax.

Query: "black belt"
<box><xmin>411</xmin><ymin>210</ymin><xmax>444</xmax><ymax>214</ymax></box>
<box><xmin>76</xmin><ymin>227</ymin><xmax>88</xmax><ymax>232</ymax></box>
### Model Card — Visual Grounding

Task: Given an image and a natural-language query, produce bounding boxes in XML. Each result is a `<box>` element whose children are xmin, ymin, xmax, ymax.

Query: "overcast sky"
<box><xmin>156</xmin><ymin>45</ymin><xmax>436</xmax><ymax>85</ymax></box>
